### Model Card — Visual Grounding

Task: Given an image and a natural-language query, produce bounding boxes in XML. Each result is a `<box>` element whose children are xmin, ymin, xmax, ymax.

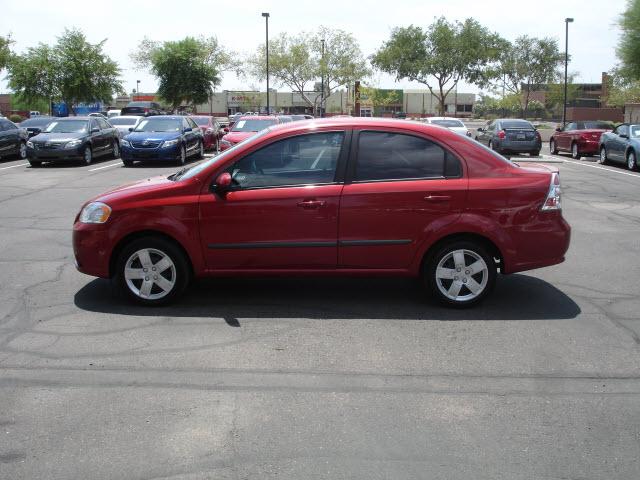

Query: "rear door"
<box><xmin>338</xmin><ymin>129</ymin><xmax>467</xmax><ymax>270</ymax></box>
<box><xmin>199</xmin><ymin>130</ymin><xmax>348</xmax><ymax>270</ymax></box>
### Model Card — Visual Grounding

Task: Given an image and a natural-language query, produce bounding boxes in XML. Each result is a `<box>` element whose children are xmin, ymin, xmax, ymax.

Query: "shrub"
<box><xmin>9</xmin><ymin>114</ymin><xmax>23</xmax><ymax>123</ymax></box>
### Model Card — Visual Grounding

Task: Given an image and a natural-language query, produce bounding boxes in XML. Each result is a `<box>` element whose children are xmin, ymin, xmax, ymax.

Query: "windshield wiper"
<box><xmin>169</xmin><ymin>166</ymin><xmax>191</xmax><ymax>181</ymax></box>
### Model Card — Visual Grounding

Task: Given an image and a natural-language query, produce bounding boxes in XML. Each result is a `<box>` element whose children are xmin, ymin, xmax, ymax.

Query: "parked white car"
<box><xmin>108</xmin><ymin>115</ymin><xmax>143</xmax><ymax>139</ymax></box>
<box><xmin>422</xmin><ymin>117</ymin><xmax>471</xmax><ymax>137</ymax></box>
<box><xmin>107</xmin><ymin>110</ymin><xmax>121</xmax><ymax>118</ymax></box>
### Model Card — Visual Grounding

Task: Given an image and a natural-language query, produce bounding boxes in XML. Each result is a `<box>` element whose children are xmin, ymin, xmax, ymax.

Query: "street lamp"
<box><xmin>562</xmin><ymin>18</ymin><xmax>574</xmax><ymax>127</ymax></box>
<box><xmin>262</xmin><ymin>12</ymin><xmax>270</xmax><ymax>114</ymax></box>
<box><xmin>320</xmin><ymin>39</ymin><xmax>325</xmax><ymax>117</ymax></box>
<box><xmin>136</xmin><ymin>80</ymin><xmax>140</xmax><ymax>98</ymax></box>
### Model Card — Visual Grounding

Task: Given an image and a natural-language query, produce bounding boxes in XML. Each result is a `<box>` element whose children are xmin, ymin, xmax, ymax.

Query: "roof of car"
<box><xmin>237</xmin><ymin>115</ymin><xmax>278</xmax><ymax>120</ymax></box>
<box><xmin>54</xmin><ymin>116</ymin><xmax>92</xmax><ymax>121</ymax></box>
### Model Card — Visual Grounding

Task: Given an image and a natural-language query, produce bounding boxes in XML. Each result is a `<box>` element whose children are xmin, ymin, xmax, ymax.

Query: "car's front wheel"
<box><xmin>115</xmin><ymin>236</ymin><xmax>190</xmax><ymax>306</ymax></box>
<box><xmin>424</xmin><ymin>240</ymin><xmax>497</xmax><ymax>308</ymax></box>
<box><xmin>111</xmin><ymin>140</ymin><xmax>120</xmax><ymax>159</ymax></box>
<box><xmin>196</xmin><ymin>140</ymin><xmax>204</xmax><ymax>159</ymax></box>
<box><xmin>83</xmin><ymin>146</ymin><xmax>93</xmax><ymax>165</ymax></box>
<box><xmin>177</xmin><ymin>145</ymin><xmax>186</xmax><ymax>166</ymax></box>
<box><xmin>598</xmin><ymin>146</ymin><xmax>608</xmax><ymax>165</ymax></box>
<box><xmin>17</xmin><ymin>141</ymin><xmax>27</xmax><ymax>160</ymax></box>
<box><xmin>550</xmin><ymin>139</ymin><xmax>558</xmax><ymax>154</ymax></box>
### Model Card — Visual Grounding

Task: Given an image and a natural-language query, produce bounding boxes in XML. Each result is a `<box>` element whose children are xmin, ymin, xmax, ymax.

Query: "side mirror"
<box><xmin>620</xmin><ymin>133</ymin><xmax>629</xmax><ymax>139</ymax></box>
<box><xmin>555</xmin><ymin>127</ymin><xmax>562</xmax><ymax>132</ymax></box>
<box><xmin>184</xmin><ymin>127</ymin><xmax>192</xmax><ymax>133</ymax></box>
<box><xmin>477</xmin><ymin>127</ymin><xmax>484</xmax><ymax>132</ymax></box>
<box><xmin>212</xmin><ymin>172</ymin><xmax>232</xmax><ymax>193</ymax></box>
<box><xmin>223</xmin><ymin>127</ymin><xmax>230</xmax><ymax>133</ymax></box>
<box><xmin>91</xmin><ymin>127</ymin><xmax>100</xmax><ymax>133</ymax></box>
<box><xmin>128</xmin><ymin>127</ymin><xmax>134</xmax><ymax>132</ymax></box>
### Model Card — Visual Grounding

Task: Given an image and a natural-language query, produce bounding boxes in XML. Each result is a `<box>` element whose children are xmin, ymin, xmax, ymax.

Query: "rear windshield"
<box><xmin>231</xmin><ymin>119</ymin><xmax>278</xmax><ymax>132</ymax></box>
<box><xmin>191</xmin><ymin>117</ymin><xmax>210</xmax><ymax>126</ymax></box>
<box><xmin>127</xmin><ymin>102</ymin><xmax>151</xmax><ymax>107</ymax></box>
<box><xmin>109</xmin><ymin>117</ymin><xmax>139</xmax><ymax>126</ymax></box>
<box><xmin>431</xmin><ymin>119</ymin><xmax>465</xmax><ymax>128</ymax></box>
<box><xmin>501</xmin><ymin>120</ymin><xmax>533</xmax><ymax>129</ymax></box>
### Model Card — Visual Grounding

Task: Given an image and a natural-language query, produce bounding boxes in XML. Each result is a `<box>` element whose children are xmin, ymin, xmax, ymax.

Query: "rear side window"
<box><xmin>354</xmin><ymin>131</ymin><xmax>460</xmax><ymax>182</ymax></box>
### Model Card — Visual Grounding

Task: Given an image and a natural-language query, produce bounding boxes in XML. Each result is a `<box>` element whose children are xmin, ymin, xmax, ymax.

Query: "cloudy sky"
<box><xmin>0</xmin><ymin>0</ymin><xmax>626</xmax><ymax>96</ymax></box>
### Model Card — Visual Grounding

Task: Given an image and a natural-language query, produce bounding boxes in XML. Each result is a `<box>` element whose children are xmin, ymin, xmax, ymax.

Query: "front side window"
<box><xmin>354</xmin><ymin>131</ymin><xmax>460</xmax><ymax>182</ymax></box>
<box><xmin>97</xmin><ymin>118</ymin><xmax>110</xmax><ymax>130</ymax></box>
<box><xmin>565</xmin><ymin>123</ymin><xmax>577</xmax><ymax>131</ymax></box>
<box><xmin>229</xmin><ymin>132</ymin><xmax>344</xmax><ymax>189</ymax></box>
<box><xmin>617</xmin><ymin>124</ymin><xmax>630</xmax><ymax>137</ymax></box>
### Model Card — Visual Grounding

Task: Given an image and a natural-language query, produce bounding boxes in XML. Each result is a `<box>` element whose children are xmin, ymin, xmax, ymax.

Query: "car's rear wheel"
<box><xmin>17</xmin><ymin>141</ymin><xmax>27</xmax><ymax>159</ymax></box>
<box><xmin>424</xmin><ymin>240</ymin><xmax>496</xmax><ymax>308</ymax></box>
<box><xmin>29</xmin><ymin>160</ymin><xmax>41</xmax><ymax>168</ymax></box>
<box><xmin>111</xmin><ymin>140</ymin><xmax>120</xmax><ymax>159</ymax></box>
<box><xmin>177</xmin><ymin>145</ymin><xmax>186</xmax><ymax>166</ymax></box>
<box><xmin>196</xmin><ymin>140</ymin><xmax>204</xmax><ymax>159</ymax></box>
<box><xmin>627</xmin><ymin>150</ymin><xmax>637</xmax><ymax>171</ymax></box>
<box><xmin>598</xmin><ymin>146</ymin><xmax>608</xmax><ymax>165</ymax></box>
<box><xmin>122</xmin><ymin>158</ymin><xmax>133</xmax><ymax>167</ymax></box>
<box><xmin>571</xmin><ymin>142</ymin><xmax>580</xmax><ymax>160</ymax></box>
<box><xmin>550</xmin><ymin>139</ymin><xmax>558</xmax><ymax>154</ymax></box>
<box><xmin>115</xmin><ymin>236</ymin><xmax>190</xmax><ymax>306</ymax></box>
<box><xmin>83</xmin><ymin>146</ymin><xmax>93</xmax><ymax>165</ymax></box>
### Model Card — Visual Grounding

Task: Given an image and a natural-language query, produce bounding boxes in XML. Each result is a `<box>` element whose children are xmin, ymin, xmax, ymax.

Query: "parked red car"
<box><xmin>190</xmin><ymin>115</ymin><xmax>223</xmax><ymax>152</ymax></box>
<box><xmin>73</xmin><ymin>118</ymin><xmax>570</xmax><ymax>307</ymax></box>
<box><xmin>550</xmin><ymin>121</ymin><xmax>613</xmax><ymax>159</ymax></box>
<box><xmin>219</xmin><ymin>115</ymin><xmax>280</xmax><ymax>151</ymax></box>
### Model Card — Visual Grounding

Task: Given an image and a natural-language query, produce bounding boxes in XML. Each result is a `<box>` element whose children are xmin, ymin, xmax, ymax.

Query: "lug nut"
<box><xmin>145</xmin><ymin>277</ymin><xmax>149</xmax><ymax>281</ymax></box>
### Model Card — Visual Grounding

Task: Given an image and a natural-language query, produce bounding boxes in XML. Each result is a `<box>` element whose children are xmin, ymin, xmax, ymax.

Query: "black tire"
<box><xmin>177</xmin><ymin>144</ymin><xmax>186</xmax><ymax>166</ymax></box>
<box><xmin>111</xmin><ymin>140</ymin><xmax>120</xmax><ymax>159</ymax></box>
<box><xmin>82</xmin><ymin>145</ymin><xmax>93</xmax><ymax>165</ymax></box>
<box><xmin>29</xmin><ymin>160</ymin><xmax>41</xmax><ymax>168</ymax></box>
<box><xmin>424</xmin><ymin>240</ymin><xmax>497</xmax><ymax>308</ymax></box>
<box><xmin>550</xmin><ymin>139</ymin><xmax>558</xmax><ymax>154</ymax></box>
<box><xmin>122</xmin><ymin>158</ymin><xmax>133</xmax><ymax>167</ymax></box>
<box><xmin>530</xmin><ymin>150</ymin><xmax>540</xmax><ymax>157</ymax></box>
<box><xmin>196</xmin><ymin>140</ymin><xmax>204</xmax><ymax>159</ymax></box>
<box><xmin>114</xmin><ymin>236</ymin><xmax>190</xmax><ymax>306</ymax></box>
<box><xmin>571</xmin><ymin>142</ymin><xmax>581</xmax><ymax>160</ymax></box>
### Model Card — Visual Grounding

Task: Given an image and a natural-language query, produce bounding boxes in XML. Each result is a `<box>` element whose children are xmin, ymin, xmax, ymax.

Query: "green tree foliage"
<box><xmin>617</xmin><ymin>0</ymin><xmax>640</xmax><ymax>80</ymax></box>
<box><xmin>132</xmin><ymin>36</ymin><xmax>238</xmax><ymax>111</ymax></box>
<box><xmin>371</xmin><ymin>18</ymin><xmax>504</xmax><ymax>115</ymax></box>
<box><xmin>0</xmin><ymin>35</ymin><xmax>13</xmax><ymax>71</ymax></box>
<box><xmin>604</xmin><ymin>70</ymin><xmax>640</xmax><ymax>106</ymax></box>
<box><xmin>248</xmin><ymin>26</ymin><xmax>370</xmax><ymax>115</ymax></box>
<box><xmin>545</xmin><ymin>74</ymin><xmax>580</xmax><ymax>111</ymax></box>
<box><xmin>7</xmin><ymin>29</ymin><xmax>123</xmax><ymax>114</ymax></box>
<box><xmin>360</xmin><ymin>86</ymin><xmax>402</xmax><ymax>114</ymax></box>
<box><xmin>496</xmin><ymin>36</ymin><xmax>564</xmax><ymax>115</ymax></box>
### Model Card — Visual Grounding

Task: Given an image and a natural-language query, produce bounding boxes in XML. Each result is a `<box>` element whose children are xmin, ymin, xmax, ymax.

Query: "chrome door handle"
<box><xmin>424</xmin><ymin>195</ymin><xmax>451</xmax><ymax>202</ymax></box>
<box><xmin>297</xmin><ymin>200</ymin><xmax>326</xmax><ymax>209</ymax></box>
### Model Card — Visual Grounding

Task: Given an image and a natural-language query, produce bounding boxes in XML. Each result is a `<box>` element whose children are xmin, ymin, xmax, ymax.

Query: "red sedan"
<box><xmin>550</xmin><ymin>121</ymin><xmax>613</xmax><ymax>159</ymax></box>
<box><xmin>219</xmin><ymin>115</ymin><xmax>280</xmax><ymax>151</ymax></box>
<box><xmin>73</xmin><ymin>118</ymin><xmax>570</xmax><ymax>307</ymax></box>
<box><xmin>190</xmin><ymin>116</ymin><xmax>222</xmax><ymax>152</ymax></box>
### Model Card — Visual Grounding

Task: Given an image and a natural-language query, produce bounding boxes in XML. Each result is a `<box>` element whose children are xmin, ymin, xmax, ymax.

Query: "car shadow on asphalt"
<box><xmin>74</xmin><ymin>274</ymin><xmax>581</xmax><ymax>322</ymax></box>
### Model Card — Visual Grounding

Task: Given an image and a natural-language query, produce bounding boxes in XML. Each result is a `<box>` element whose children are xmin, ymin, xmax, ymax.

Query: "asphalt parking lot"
<box><xmin>1</xmin><ymin>147</ymin><xmax>640</xmax><ymax>479</ymax></box>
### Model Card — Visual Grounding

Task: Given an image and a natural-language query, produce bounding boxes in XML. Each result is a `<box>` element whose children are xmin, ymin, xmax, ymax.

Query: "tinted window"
<box><xmin>617</xmin><ymin>124</ymin><xmax>630</xmax><ymax>137</ymax></box>
<box><xmin>584</xmin><ymin>121</ymin><xmax>613</xmax><ymax>130</ymax></box>
<box><xmin>45</xmin><ymin>120</ymin><xmax>88</xmax><ymax>133</ymax></box>
<box><xmin>431</xmin><ymin>119</ymin><xmax>465</xmax><ymax>128</ymax></box>
<box><xmin>109</xmin><ymin>117</ymin><xmax>139</xmax><ymax>126</ymax></box>
<box><xmin>134</xmin><ymin>118</ymin><xmax>181</xmax><ymax>132</ymax></box>
<box><xmin>565</xmin><ymin>123</ymin><xmax>577</xmax><ymax>131</ymax></box>
<box><xmin>501</xmin><ymin>120</ymin><xmax>533</xmax><ymax>129</ymax></box>
<box><xmin>96</xmin><ymin>118</ymin><xmax>110</xmax><ymax>129</ymax></box>
<box><xmin>355</xmin><ymin>131</ymin><xmax>459</xmax><ymax>181</ymax></box>
<box><xmin>0</xmin><ymin>120</ymin><xmax>9</xmax><ymax>131</ymax></box>
<box><xmin>192</xmin><ymin>117</ymin><xmax>210</xmax><ymax>126</ymax></box>
<box><xmin>187</xmin><ymin>118</ymin><xmax>199</xmax><ymax>129</ymax></box>
<box><xmin>232</xmin><ymin>119</ymin><xmax>278</xmax><ymax>132</ymax></box>
<box><xmin>487</xmin><ymin>122</ymin><xmax>495</xmax><ymax>131</ymax></box>
<box><xmin>229</xmin><ymin>132</ymin><xmax>344</xmax><ymax>189</ymax></box>
<box><xmin>127</xmin><ymin>102</ymin><xmax>151</xmax><ymax>107</ymax></box>
<box><xmin>630</xmin><ymin>125</ymin><xmax>640</xmax><ymax>137</ymax></box>
<box><xmin>20</xmin><ymin>118</ymin><xmax>52</xmax><ymax>127</ymax></box>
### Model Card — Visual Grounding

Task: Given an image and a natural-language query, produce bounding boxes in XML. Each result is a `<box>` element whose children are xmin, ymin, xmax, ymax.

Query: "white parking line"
<box><xmin>562</xmin><ymin>159</ymin><xmax>640</xmax><ymax>179</ymax></box>
<box><xmin>0</xmin><ymin>162</ymin><xmax>29</xmax><ymax>171</ymax></box>
<box><xmin>88</xmin><ymin>161</ymin><xmax>122</xmax><ymax>172</ymax></box>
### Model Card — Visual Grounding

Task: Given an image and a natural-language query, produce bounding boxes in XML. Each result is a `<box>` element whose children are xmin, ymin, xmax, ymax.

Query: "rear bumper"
<box><xmin>576</xmin><ymin>139</ymin><xmax>599</xmax><ymax>154</ymax></box>
<box><xmin>496</xmin><ymin>139</ymin><xmax>542</xmax><ymax>153</ymax></box>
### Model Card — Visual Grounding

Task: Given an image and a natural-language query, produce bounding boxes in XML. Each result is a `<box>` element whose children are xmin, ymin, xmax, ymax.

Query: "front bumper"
<box><xmin>121</xmin><ymin>144</ymin><xmax>180</xmax><ymax>161</ymax></box>
<box><xmin>73</xmin><ymin>222</ymin><xmax>111</xmax><ymax>278</ymax></box>
<box><xmin>28</xmin><ymin>145</ymin><xmax>84</xmax><ymax>161</ymax></box>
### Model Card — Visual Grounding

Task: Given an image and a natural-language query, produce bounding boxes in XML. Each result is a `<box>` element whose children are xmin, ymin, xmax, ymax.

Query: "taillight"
<box><xmin>498</xmin><ymin>130</ymin><xmax>506</xmax><ymax>139</ymax></box>
<box><xmin>580</xmin><ymin>133</ymin><xmax>589</xmax><ymax>141</ymax></box>
<box><xmin>144</xmin><ymin>108</ymin><xmax>149</xmax><ymax>113</ymax></box>
<box><xmin>535</xmin><ymin>130</ymin><xmax>541</xmax><ymax>140</ymax></box>
<box><xmin>541</xmin><ymin>172</ymin><xmax>561</xmax><ymax>211</ymax></box>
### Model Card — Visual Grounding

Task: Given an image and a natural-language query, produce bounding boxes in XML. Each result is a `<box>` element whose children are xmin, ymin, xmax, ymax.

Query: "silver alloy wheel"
<box><xmin>628</xmin><ymin>151</ymin><xmax>636</xmax><ymax>170</ymax></box>
<box><xmin>112</xmin><ymin>141</ymin><xmax>120</xmax><ymax>158</ymax></box>
<box><xmin>179</xmin><ymin>145</ymin><xmax>186</xmax><ymax>165</ymax></box>
<box><xmin>84</xmin><ymin>147</ymin><xmax>92</xmax><ymax>165</ymax></box>
<box><xmin>435</xmin><ymin>249</ymin><xmax>489</xmax><ymax>302</ymax></box>
<box><xmin>19</xmin><ymin>142</ymin><xmax>27</xmax><ymax>159</ymax></box>
<box><xmin>199</xmin><ymin>140</ymin><xmax>204</xmax><ymax>157</ymax></box>
<box><xmin>124</xmin><ymin>248</ymin><xmax>177</xmax><ymax>300</ymax></box>
<box><xmin>599</xmin><ymin>147</ymin><xmax>607</xmax><ymax>164</ymax></box>
<box><xmin>550</xmin><ymin>139</ymin><xmax>556</xmax><ymax>154</ymax></box>
<box><xmin>572</xmin><ymin>142</ymin><xmax>579</xmax><ymax>159</ymax></box>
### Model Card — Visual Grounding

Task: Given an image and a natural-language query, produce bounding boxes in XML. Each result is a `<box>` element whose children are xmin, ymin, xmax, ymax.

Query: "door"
<box><xmin>199</xmin><ymin>130</ymin><xmax>348</xmax><ymax>270</ymax></box>
<box><xmin>89</xmin><ymin>119</ymin><xmax>106</xmax><ymax>154</ymax></box>
<box><xmin>557</xmin><ymin>122</ymin><xmax>576</xmax><ymax>151</ymax></box>
<box><xmin>96</xmin><ymin>117</ymin><xmax>113</xmax><ymax>155</ymax></box>
<box><xmin>608</xmin><ymin>124</ymin><xmax>629</xmax><ymax>162</ymax></box>
<box><xmin>339</xmin><ymin>130</ymin><xmax>467</xmax><ymax>270</ymax></box>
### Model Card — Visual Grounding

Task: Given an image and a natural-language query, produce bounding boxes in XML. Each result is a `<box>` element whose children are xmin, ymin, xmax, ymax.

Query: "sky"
<box><xmin>0</xmin><ymin>0</ymin><xmax>626</xmax><ymax>97</ymax></box>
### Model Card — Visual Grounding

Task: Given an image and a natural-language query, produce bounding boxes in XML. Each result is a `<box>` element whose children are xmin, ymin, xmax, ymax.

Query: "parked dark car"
<box><xmin>190</xmin><ymin>115</ymin><xmax>223</xmax><ymax>152</ymax></box>
<box><xmin>0</xmin><ymin>118</ymin><xmax>29</xmax><ymax>160</ymax></box>
<box><xmin>19</xmin><ymin>117</ymin><xmax>54</xmax><ymax>138</ymax></box>
<box><xmin>73</xmin><ymin>118</ymin><xmax>570</xmax><ymax>308</ymax></box>
<box><xmin>121</xmin><ymin>101</ymin><xmax>162</xmax><ymax>117</ymax></box>
<box><xmin>120</xmin><ymin>115</ymin><xmax>204</xmax><ymax>166</ymax></box>
<box><xmin>26</xmin><ymin>116</ymin><xmax>120</xmax><ymax>167</ymax></box>
<box><xmin>475</xmin><ymin>119</ymin><xmax>541</xmax><ymax>156</ymax></box>
<box><xmin>550</xmin><ymin>120</ymin><xmax>613</xmax><ymax>159</ymax></box>
<box><xmin>599</xmin><ymin>123</ymin><xmax>640</xmax><ymax>170</ymax></box>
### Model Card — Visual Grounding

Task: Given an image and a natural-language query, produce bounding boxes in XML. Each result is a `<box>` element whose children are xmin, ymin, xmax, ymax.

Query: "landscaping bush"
<box><xmin>9</xmin><ymin>114</ymin><xmax>23</xmax><ymax>123</ymax></box>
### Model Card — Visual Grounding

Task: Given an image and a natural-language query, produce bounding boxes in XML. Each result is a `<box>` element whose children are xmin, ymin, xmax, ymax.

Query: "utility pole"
<box><xmin>262</xmin><ymin>12</ymin><xmax>270</xmax><ymax>114</ymax></box>
<box><xmin>320</xmin><ymin>39</ymin><xmax>325</xmax><ymax>117</ymax></box>
<box><xmin>563</xmin><ymin>18</ymin><xmax>574</xmax><ymax>127</ymax></box>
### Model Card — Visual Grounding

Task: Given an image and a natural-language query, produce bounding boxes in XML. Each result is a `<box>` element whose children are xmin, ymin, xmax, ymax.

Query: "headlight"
<box><xmin>162</xmin><ymin>139</ymin><xmax>179</xmax><ymax>148</ymax></box>
<box><xmin>121</xmin><ymin>139</ymin><xmax>131</xmax><ymax>147</ymax></box>
<box><xmin>65</xmin><ymin>139</ymin><xmax>83</xmax><ymax>149</ymax></box>
<box><xmin>79</xmin><ymin>202</ymin><xmax>112</xmax><ymax>224</ymax></box>
<box><xmin>27</xmin><ymin>141</ymin><xmax>34</xmax><ymax>148</ymax></box>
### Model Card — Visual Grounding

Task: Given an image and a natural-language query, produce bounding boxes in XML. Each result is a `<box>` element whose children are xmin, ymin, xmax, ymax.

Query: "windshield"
<box><xmin>583</xmin><ymin>121</ymin><xmax>613</xmax><ymax>130</ymax></box>
<box><xmin>134</xmin><ymin>118</ymin><xmax>181</xmax><ymax>132</ymax></box>
<box><xmin>178</xmin><ymin>128</ymin><xmax>271</xmax><ymax>181</ymax></box>
<box><xmin>192</xmin><ymin>117</ymin><xmax>210</xmax><ymax>126</ymax></box>
<box><xmin>231</xmin><ymin>119</ymin><xmax>277</xmax><ymax>132</ymax></box>
<box><xmin>110</xmin><ymin>117</ymin><xmax>139</xmax><ymax>126</ymax></box>
<box><xmin>44</xmin><ymin>120</ymin><xmax>88</xmax><ymax>133</ymax></box>
<box><xmin>432</xmin><ymin>119</ymin><xmax>465</xmax><ymax>128</ymax></box>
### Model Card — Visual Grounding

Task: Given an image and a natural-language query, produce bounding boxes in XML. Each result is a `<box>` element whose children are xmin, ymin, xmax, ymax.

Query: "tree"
<box><xmin>372</xmin><ymin>18</ymin><xmax>504</xmax><ymax>116</ymax></box>
<box><xmin>545</xmin><ymin>74</ymin><xmax>580</xmax><ymax>112</ymax></box>
<box><xmin>0</xmin><ymin>35</ymin><xmax>13</xmax><ymax>72</ymax></box>
<box><xmin>361</xmin><ymin>86</ymin><xmax>402</xmax><ymax>115</ymax></box>
<box><xmin>7</xmin><ymin>29</ymin><xmax>123</xmax><ymax>114</ymax></box>
<box><xmin>604</xmin><ymin>70</ymin><xmax>640</xmax><ymax>106</ymax></box>
<box><xmin>616</xmin><ymin>0</ymin><xmax>640</xmax><ymax>80</ymax></box>
<box><xmin>132</xmin><ymin>36</ymin><xmax>239</xmax><ymax>111</ymax></box>
<box><xmin>496</xmin><ymin>36</ymin><xmax>564</xmax><ymax>116</ymax></box>
<box><xmin>248</xmin><ymin>26</ymin><xmax>370</xmax><ymax>115</ymax></box>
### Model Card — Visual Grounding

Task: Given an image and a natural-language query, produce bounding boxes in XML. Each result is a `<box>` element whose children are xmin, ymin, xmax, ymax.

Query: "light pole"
<box><xmin>262</xmin><ymin>12</ymin><xmax>270</xmax><ymax>114</ymax></box>
<box><xmin>320</xmin><ymin>39</ymin><xmax>325</xmax><ymax>117</ymax></box>
<box><xmin>562</xmin><ymin>18</ymin><xmax>574</xmax><ymax>127</ymax></box>
<box><xmin>136</xmin><ymin>80</ymin><xmax>140</xmax><ymax>98</ymax></box>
